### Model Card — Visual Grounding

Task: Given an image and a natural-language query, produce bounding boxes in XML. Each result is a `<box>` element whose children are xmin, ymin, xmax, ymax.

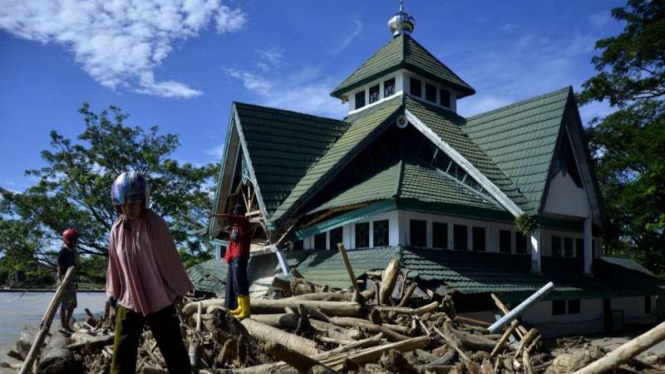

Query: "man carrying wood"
<box><xmin>219</xmin><ymin>204</ymin><xmax>253</xmax><ymax>320</ymax></box>
<box><xmin>58</xmin><ymin>228</ymin><xmax>80</xmax><ymax>334</ymax></box>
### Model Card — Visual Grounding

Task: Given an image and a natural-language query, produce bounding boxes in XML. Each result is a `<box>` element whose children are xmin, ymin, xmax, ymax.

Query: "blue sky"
<box><xmin>0</xmin><ymin>0</ymin><xmax>624</xmax><ymax>193</ymax></box>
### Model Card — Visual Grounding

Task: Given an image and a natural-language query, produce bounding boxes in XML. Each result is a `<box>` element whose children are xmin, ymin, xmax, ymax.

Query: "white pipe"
<box><xmin>488</xmin><ymin>282</ymin><xmax>555</xmax><ymax>333</ymax></box>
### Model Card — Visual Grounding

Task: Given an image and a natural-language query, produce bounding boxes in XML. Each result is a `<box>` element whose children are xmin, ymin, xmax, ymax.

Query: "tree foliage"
<box><xmin>579</xmin><ymin>0</ymin><xmax>665</xmax><ymax>274</ymax></box>
<box><xmin>0</xmin><ymin>103</ymin><xmax>217</xmax><ymax>283</ymax></box>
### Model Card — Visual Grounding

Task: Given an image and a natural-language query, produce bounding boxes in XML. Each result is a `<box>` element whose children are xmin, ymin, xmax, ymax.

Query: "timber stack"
<box><xmin>5</xmin><ymin>261</ymin><xmax>665</xmax><ymax>374</ymax></box>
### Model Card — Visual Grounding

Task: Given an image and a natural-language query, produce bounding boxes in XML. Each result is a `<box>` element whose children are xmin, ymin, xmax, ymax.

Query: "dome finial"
<box><xmin>389</xmin><ymin>0</ymin><xmax>415</xmax><ymax>37</ymax></box>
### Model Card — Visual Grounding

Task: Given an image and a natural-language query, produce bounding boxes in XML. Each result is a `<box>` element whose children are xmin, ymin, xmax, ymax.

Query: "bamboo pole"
<box><xmin>19</xmin><ymin>266</ymin><xmax>75</xmax><ymax>374</ymax></box>
<box><xmin>488</xmin><ymin>282</ymin><xmax>554</xmax><ymax>333</ymax></box>
<box><xmin>571</xmin><ymin>321</ymin><xmax>665</xmax><ymax>374</ymax></box>
<box><xmin>336</xmin><ymin>243</ymin><xmax>362</xmax><ymax>297</ymax></box>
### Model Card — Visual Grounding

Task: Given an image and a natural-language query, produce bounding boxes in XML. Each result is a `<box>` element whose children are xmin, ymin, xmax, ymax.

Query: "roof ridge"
<box><xmin>233</xmin><ymin>101</ymin><xmax>348</xmax><ymax>124</ymax></box>
<box><xmin>466</xmin><ymin>86</ymin><xmax>572</xmax><ymax>121</ymax></box>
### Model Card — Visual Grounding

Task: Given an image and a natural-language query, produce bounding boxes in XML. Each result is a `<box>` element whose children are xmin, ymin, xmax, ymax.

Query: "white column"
<box><xmin>530</xmin><ymin>230</ymin><xmax>541</xmax><ymax>274</ymax></box>
<box><xmin>584</xmin><ymin>216</ymin><xmax>593</xmax><ymax>275</ymax></box>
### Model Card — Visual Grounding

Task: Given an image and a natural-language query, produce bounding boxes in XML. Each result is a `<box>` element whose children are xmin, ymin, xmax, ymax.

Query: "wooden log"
<box><xmin>66</xmin><ymin>334</ymin><xmax>114</xmax><ymax>351</ymax></box>
<box><xmin>250</xmin><ymin>313</ymin><xmax>299</xmax><ymax>329</ymax></box>
<box><xmin>374</xmin><ymin>301</ymin><xmax>439</xmax><ymax>316</ymax></box>
<box><xmin>571</xmin><ymin>321</ymin><xmax>665</xmax><ymax>374</ymax></box>
<box><xmin>314</xmin><ymin>333</ymin><xmax>384</xmax><ymax>359</ymax></box>
<box><xmin>292</xmin><ymin>292</ymin><xmax>353</xmax><ymax>302</ymax></box>
<box><xmin>431</xmin><ymin>324</ymin><xmax>470</xmax><ymax>362</ymax></box>
<box><xmin>265</xmin><ymin>342</ymin><xmax>339</xmax><ymax>374</ymax></box>
<box><xmin>490</xmin><ymin>320</ymin><xmax>518</xmax><ymax>357</ymax></box>
<box><xmin>328</xmin><ymin>317</ymin><xmax>409</xmax><ymax>341</ymax></box>
<box><xmin>183</xmin><ymin>298</ymin><xmax>226</xmax><ymax>315</ymax></box>
<box><xmin>379</xmin><ymin>259</ymin><xmax>401</xmax><ymax>306</ymax></box>
<box><xmin>336</xmin><ymin>243</ymin><xmax>363</xmax><ymax>300</ymax></box>
<box><xmin>251</xmin><ymin>298</ymin><xmax>362</xmax><ymax>317</ymax></box>
<box><xmin>316</xmin><ymin>336</ymin><xmax>356</xmax><ymax>345</ymax></box>
<box><xmin>490</xmin><ymin>293</ymin><xmax>528</xmax><ymax>338</ymax></box>
<box><xmin>310</xmin><ymin>320</ymin><xmax>361</xmax><ymax>341</ymax></box>
<box><xmin>326</xmin><ymin>336</ymin><xmax>429</xmax><ymax>369</ymax></box>
<box><xmin>421</xmin><ymin>365</ymin><xmax>453</xmax><ymax>374</ymax></box>
<box><xmin>37</xmin><ymin>332</ymin><xmax>72</xmax><ymax>374</ymax></box>
<box><xmin>514</xmin><ymin>328</ymin><xmax>539</xmax><ymax>359</ymax></box>
<box><xmin>241</xmin><ymin>318</ymin><xmax>320</xmax><ymax>356</ymax></box>
<box><xmin>456</xmin><ymin>315</ymin><xmax>492</xmax><ymax>328</ymax></box>
<box><xmin>443</xmin><ymin>321</ymin><xmax>497</xmax><ymax>352</ymax></box>
<box><xmin>16</xmin><ymin>326</ymin><xmax>36</xmax><ymax>360</ymax></box>
<box><xmin>7</xmin><ymin>349</ymin><xmax>23</xmax><ymax>361</ymax></box>
<box><xmin>19</xmin><ymin>266</ymin><xmax>75</xmax><ymax>374</ymax></box>
<box><xmin>310</xmin><ymin>307</ymin><xmax>332</xmax><ymax>323</ymax></box>
<box><xmin>379</xmin><ymin>349</ymin><xmax>419</xmax><ymax>374</ymax></box>
<box><xmin>397</xmin><ymin>282</ymin><xmax>418</xmax><ymax>307</ymax></box>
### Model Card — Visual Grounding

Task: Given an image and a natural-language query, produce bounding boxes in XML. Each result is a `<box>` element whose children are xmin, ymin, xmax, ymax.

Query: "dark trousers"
<box><xmin>225</xmin><ymin>257</ymin><xmax>249</xmax><ymax>309</ymax></box>
<box><xmin>111</xmin><ymin>304</ymin><xmax>191</xmax><ymax>374</ymax></box>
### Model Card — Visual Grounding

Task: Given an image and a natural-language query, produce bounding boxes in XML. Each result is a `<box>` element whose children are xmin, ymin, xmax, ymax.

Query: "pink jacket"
<box><xmin>106</xmin><ymin>210</ymin><xmax>193</xmax><ymax>316</ymax></box>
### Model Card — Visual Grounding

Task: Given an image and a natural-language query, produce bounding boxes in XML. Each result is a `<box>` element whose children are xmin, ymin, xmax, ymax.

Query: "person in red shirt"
<box><xmin>220</xmin><ymin>204</ymin><xmax>253</xmax><ymax>319</ymax></box>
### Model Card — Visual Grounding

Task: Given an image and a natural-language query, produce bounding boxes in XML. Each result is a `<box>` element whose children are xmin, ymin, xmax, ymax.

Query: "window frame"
<box><xmin>355</xmin><ymin>222</ymin><xmax>370</xmax><ymax>248</ymax></box>
<box><xmin>425</xmin><ymin>83</ymin><xmax>437</xmax><ymax>102</ymax></box>
<box><xmin>410</xmin><ymin>219</ymin><xmax>427</xmax><ymax>247</ymax></box>
<box><xmin>432</xmin><ymin>222</ymin><xmax>448</xmax><ymax>249</ymax></box>
<box><xmin>453</xmin><ymin>224</ymin><xmax>468</xmax><ymax>250</ymax></box>
<box><xmin>369</xmin><ymin>84</ymin><xmax>380</xmax><ymax>104</ymax></box>
<box><xmin>384</xmin><ymin>78</ymin><xmax>395</xmax><ymax>97</ymax></box>
<box><xmin>355</xmin><ymin>90</ymin><xmax>366</xmax><ymax>109</ymax></box>
<box><xmin>373</xmin><ymin>219</ymin><xmax>390</xmax><ymax>247</ymax></box>
<box><xmin>410</xmin><ymin>77</ymin><xmax>422</xmax><ymax>97</ymax></box>
<box><xmin>499</xmin><ymin>230</ymin><xmax>512</xmax><ymax>254</ymax></box>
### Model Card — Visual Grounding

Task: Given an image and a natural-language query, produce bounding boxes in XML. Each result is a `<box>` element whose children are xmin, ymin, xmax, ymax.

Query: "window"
<box><xmin>575</xmin><ymin>238</ymin><xmax>584</xmax><ymax>258</ymax></box>
<box><xmin>440</xmin><ymin>89</ymin><xmax>451</xmax><ymax>107</ymax></box>
<box><xmin>645</xmin><ymin>296</ymin><xmax>652</xmax><ymax>314</ymax></box>
<box><xmin>314</xmin><ymin>233</ymin><xmax>327</xmax><ymax>250</ymax></box>
<box><xmin>384</xmin><ymin>78</ymin><xmax>395</xmax><ymax>97</ymax></box>
<box><xmin>369</xmin><ymin>85</ymin><xmax>380</xmax><ymax>104</ymax></box>
<box><xmin>500</xmin><ymin>230</ymin><xmax>512</xmax><ymax>254</ymax></box>
<box><xmin>568</xmin><ymin>299</ymin><xmax>581</xmax><ymax>314</ymax></box>
<box><xmin>432</xmin><ymin>222</ymin><xmax>448</xmax><ymax>248</ymax></box>
<box><xmin>410</xmin><ymin>220</ymin><xmax>427</xmax><ymax>247</ymax></box>
<box><xmin>516</xmin><ymin>232</ymin><xmax>527</xmax><ymax>254</ymax></box>
<box><xmin>410</xmin><ymin>77</ymin><xmax>422</xmax><ymax>97</ymax></box>
<box><xmin>454</xmin><ymin>225</ymin><xmax>468</xmax><ymax>250</ymax></box>
<box><xmin>355</xmin><ymin>222</ymin><xmax>370</xmax><ymax>248</ymax></box>
<box><xmin>564</xmin><ymin>237</ymin><xmax>574</xmax><ymax>257</ymax></box>
<box><xmin>293</xmin><ymin>240</ymin><xmax>304</xmax><ymax>251</ymax></box>
<box><xmin>425</xmin><ymin>83</ymin><xmax>437</xmax><ymax>102</ymax></box>
<box><xmin>551</xmin><ymin>236</ymin><xmax>562</xmax><ymax>257</ymax></box>
<box><xmin>373</xmin><ymin>220</ymin><xmax>390</xmax><ymax>247</ymax></box>
<box><xmin>329</xmin><ymin>227</ymin><xmax>343</xmax><ymax>250</ymax></box>
<box><xmin>552</xmin><ymin>300</ymin><xmax>566</xmax><ymax>315</ymax></box>
<box><xmin>355</xmin><ymin>91</ymin><xmax>365</xmax><ymax>109</ymax></box>
<box><xmin>472</xmin><ymin>227</ymin><xmax>486</xmax><ymax>252</ymax></box>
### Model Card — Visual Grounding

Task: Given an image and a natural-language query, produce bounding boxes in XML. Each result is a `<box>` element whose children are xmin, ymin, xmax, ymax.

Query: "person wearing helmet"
<box><xmin>106</xmin><ymin>171</ymin><xmax>193</xmax><ymax>374</ymax></box>
<box><xmin>217</xmin><ymin>203</ymin><xmax>253</xmax><ymax>319</ymax></box>
<box><xmin>58</xmin><ymin>228</ymin><xmax>80</xmax><ymax>333</ymax></box>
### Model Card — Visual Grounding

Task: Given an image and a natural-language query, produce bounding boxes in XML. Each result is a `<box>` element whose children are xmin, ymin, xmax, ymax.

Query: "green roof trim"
<box><xmin>233</xmin><ymin>102</ymin><xmax>349</xmax><ymax>216</ymax></box>
<box><xmin>463</xmin><ymin>87</ymin><xmax>571</xmax><ymax>211</ymax></box>
<box><xmin>270</xmin><ymin>96</ymin><xmax>404</xmax><ymax>222</ymax></box>
<box><xmin>296</xmin><ymin>200</ymin><xmax>397</xmax><ymax>240</ymax></box>
<box><xmin>331</xmin><ymin>35</ymin><xmax>475</xmax><ymax>99</ymax></box>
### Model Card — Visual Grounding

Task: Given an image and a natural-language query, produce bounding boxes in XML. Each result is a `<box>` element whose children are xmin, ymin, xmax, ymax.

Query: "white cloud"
<box><xmin>256</xmin><ymin>45</ymin><xmax>284</xmax><ymax>72</ymax></box>
<box><xmin>225</xmin><ymin>64</ymin><xmax>347</xmax><ymax>118</ymax></box>
<box><xmin>330</xmin><ymin>18</ymin><xmax>363</xmax><ymax>55</ymax></box>
<box><xmin>0</xmin><ymin>0</ymin><xmax>247</xmax><ymax>98</ymax></box>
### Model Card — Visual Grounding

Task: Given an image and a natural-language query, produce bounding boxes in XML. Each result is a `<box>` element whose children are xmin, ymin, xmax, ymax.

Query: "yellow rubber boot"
<box><xmin>229</xmin><ymin>297</ymin><xmax>242</xmax><ymax>315</ymax></box>
<box><xmin>237</xmin><ymin>295</ymin><xmax>251</xmax><ymax>320</ymax></box>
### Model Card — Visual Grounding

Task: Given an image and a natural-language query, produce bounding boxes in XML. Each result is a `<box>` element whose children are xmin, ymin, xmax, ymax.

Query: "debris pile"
<box><xmin>6</xmin><ymin>257</ymin><xmax>665</xmax><ymax>374</ymax></box>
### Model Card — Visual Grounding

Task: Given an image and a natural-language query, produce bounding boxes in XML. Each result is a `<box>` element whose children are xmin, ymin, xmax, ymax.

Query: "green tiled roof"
<box><xmin>270</xmin><ymin>96</ymin><xmax>404</xmax><ymax>221</ymax></box>
<box><xmin>331</xmin><ymin>35</ymin><xmax>474</xmax><ymax>99</ymax></box>
<box><xmin>234</xmin><ymin>102</ymin><xmax>349</xmax><ymax>215</ymax></box>
<box><xmin>309</xmin><ymin>158</ymin><xmax>503</xmax><ymax>214</ymax></box>
<box><xmin>405</xmin><ymin>97</ymin><xmax>533</xmax><ymax>213</ymax></box>
<box><xmin>187</xmin><ymin>259</ymin><xmax>228</xmax><ymax>295</ymax></box>
<box><xmin>463</xmin><ymin>87</ymin><xmax>571</xmax><ymax>211</ymax></box>
<box><xmin>190</xmin><ymin>247</ymin><xmax>664</xmax><ymax>299</ymax></box>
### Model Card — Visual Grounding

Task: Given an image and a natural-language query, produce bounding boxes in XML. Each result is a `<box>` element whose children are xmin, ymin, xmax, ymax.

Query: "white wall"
<box><xmin>612</xmin><ymin>296</ymin><xmax>657</xmax><ymax>324</ymax></box>
<box><xmin>522</xmin><ymin>299</ymin><xmax>604</xmax><ymax>337</ymax></box>
<box><xmin>544</xmin><ymin>171</ymin><xmax>590</xmax><ymax>218</ymax></box>
<box><xmin>347</xmin><ymin>69</ymin><xmax>457</xmax><ymax>114</ymax></box>
<box><xmin>302</xmin><ymin>210</ymin><xmax>400</xmax><ymax>250</ymax></box>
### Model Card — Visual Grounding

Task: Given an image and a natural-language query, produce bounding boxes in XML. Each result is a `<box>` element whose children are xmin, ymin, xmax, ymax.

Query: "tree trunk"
<box><xmin>37</xmin><ymin>333</ymin><xmax>72</xmax><ymax>374</ymax></box>
<box><xmin>241</xmin><ymin>318</ymin><xmax>320</xmax><ymax>356</ymax></box>
<box><xmin>379</xmin><ymin>259</ymin><xmax>401</xmax><ymax>306</ymax></box>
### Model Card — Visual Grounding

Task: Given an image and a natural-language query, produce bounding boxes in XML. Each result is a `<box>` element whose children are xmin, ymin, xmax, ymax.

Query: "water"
<box><xmin>0</xmin><ymin>292</ymin><xmax>108</xmax><ymax>363</ymax></box>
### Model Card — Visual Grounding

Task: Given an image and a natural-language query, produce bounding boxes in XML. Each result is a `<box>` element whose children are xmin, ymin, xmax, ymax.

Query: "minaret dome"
<box><xmin>388</xmin><ymin>0</ymin><xmax>416</xmax><ymax>37</ymax></box>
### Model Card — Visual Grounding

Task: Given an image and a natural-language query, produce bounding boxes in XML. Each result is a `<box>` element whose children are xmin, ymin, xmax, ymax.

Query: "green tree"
<box><xmin>0</xmin><ymin>103</ymin><xmax>217</xmax><ymax>282</ymax></box>
<box><xmin>579</xmin><ymin>0</ymin><xmax>665</xmax><ymax>274</ymax></box>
